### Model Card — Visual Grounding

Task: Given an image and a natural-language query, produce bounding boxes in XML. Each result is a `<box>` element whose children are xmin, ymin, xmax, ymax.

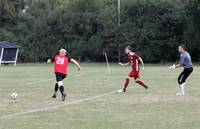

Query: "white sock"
<box><xmin>180</xmin><ymin>83</ymin><xmax>185</xmax><ymax>93</ymax></box>
<box><xmin>178</xmin><ymin>85</ymin><xmax>181</xmax><ymax>92</ymax></box>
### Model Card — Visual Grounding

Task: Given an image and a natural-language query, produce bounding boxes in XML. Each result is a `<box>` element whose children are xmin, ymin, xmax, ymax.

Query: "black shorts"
<box><xmin>55</xmin><ymin>72</ymin><xmax>67</xmax><ymax>82</ymax></box>
<box><xmin>178</xmin><ymin>67</ymin><xmax>193</xmax><ymax>84</ymax></box>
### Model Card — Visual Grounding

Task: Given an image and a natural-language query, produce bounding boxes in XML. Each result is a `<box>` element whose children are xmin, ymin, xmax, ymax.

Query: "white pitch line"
<box><xmin>15</xmin><ymin>78</ymin><xmax>53</xmax><ymax>87</ymax></box>
<box><xmin>1</xmin><ymin>90</ymin><xmax>118</xmax><ymax>119</ymax></box>
<box><xmin>0</xmin><ymin>74</ymin><xmax>83</xmax><ymax>119</ymax></box>
<box><xmin>13</xmin><ymin>74</ymin><xmax>82</xmax><ymax>87</ymax></box>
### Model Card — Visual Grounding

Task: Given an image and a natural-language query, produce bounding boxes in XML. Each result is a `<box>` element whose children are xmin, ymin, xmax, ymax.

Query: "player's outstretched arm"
<box><xmin>118</xmin><ymin>62</ymin><xmax>130</xmax><ymax>66</ymax></box>
<box><xmin>70</xmin><ymin>58</ymin><xmax>81</xmax><ymax>71</ymax></box>
<box><xmin>170</xmin><ymin>56</ymin><xmax>184</xmax><ymax>70</ymax></box>
<box><xmin>174</xmin><ymin>64</ymin><xmax>181</xmax><ymax>68</ymax></box>
<box><xmin>169</xmin><ymin>64</ymin><xmax>181</xmax><ymax>70</ymax></box>
<box><xmin>138</xmin><ymin>57</ymin><xmax>144</xmax><ymax>70</ymax></box>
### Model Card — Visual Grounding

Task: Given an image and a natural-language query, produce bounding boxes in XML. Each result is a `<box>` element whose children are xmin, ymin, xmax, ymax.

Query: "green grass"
<box><xmin>0</xmin><ymin>63</ymin><xmax>199</xmax><ymax>129</ymax></box>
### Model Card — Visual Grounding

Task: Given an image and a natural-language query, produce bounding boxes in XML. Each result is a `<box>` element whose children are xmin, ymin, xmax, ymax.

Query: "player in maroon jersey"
<box><xmin>47</xmin><ymin>48</ymin><xmax>81</xmax><ymax>101</ymax></box>
<box><xmin>118</xmin><ymin>46</ymin><xmax>149</xmax><ymax>93</ymax></box>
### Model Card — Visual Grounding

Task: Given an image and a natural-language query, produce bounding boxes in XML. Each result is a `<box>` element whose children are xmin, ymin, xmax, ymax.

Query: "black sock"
<box><xmin>143</xmin><ymin>85</ymin><xmax>148</xmax><ymax>89</ymax></box>
<box><xmin>144</xmin><ymin>86</ymin><xmax>148</xmax><ymax>89</ymax></box>
<box><xmin>60</xmin><ymin>86</ymin><xmax>64</xmax><ymax>95</ymax></box>
<box><xmin>123</xmin><ymin>88</ymin><xmax>126</xmax><ymax>92</ymax></box>
<box><xmin>54</xmin><ymin>83</ymin><xmax>59</xmax><ymax>92</ymax></box>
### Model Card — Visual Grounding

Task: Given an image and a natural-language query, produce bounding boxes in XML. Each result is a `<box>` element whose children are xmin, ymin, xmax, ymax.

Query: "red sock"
<box><xmin>136</xmin><ymin>80</ymin><xmax>148</xmax><ymax>89</ymax></box>
<box><xmin>124</xmin><ymin>78</ymin><xmax>130</xmax><ymax>89</ymax></box>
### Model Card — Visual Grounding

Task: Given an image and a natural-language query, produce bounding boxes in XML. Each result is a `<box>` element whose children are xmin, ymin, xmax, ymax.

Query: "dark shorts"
<box><xmin>178</xmin><ymin>67</ymin><xmax>193</xmax><ymax>84</ymax></box>
<box><xmin>55</xmin><ymin>72</ymin><xmax>67</xmax><ymax>82</ymax></box>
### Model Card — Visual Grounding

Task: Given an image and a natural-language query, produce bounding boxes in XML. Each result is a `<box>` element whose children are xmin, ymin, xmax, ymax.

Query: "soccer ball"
<box><xmin>10</xmin><ymin>92</ymin><xmax>18</xmax><ymax>100</ymax></box>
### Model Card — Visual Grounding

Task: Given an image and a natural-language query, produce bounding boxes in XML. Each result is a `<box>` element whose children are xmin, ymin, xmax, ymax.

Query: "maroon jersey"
<box><xmin>128</xmin><ymin>53</ymin><xmax>140</xmax><ymax>73</ymax></box>
<box><xmin>54</xmin><ymin>55</ymin><xmax>69</xmax><ymax>74</ymax></box>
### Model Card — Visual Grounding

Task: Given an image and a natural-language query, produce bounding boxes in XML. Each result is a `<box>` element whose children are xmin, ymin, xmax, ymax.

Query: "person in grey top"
<box><xmin>169</xmin><ymin>44</ymin><xmax>193</xmax><ymax>96</ymax></box>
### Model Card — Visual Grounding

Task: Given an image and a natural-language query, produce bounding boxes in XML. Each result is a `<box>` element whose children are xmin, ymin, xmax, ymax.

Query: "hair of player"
<box><xmin>125</xmin><ymin>46</ymin><xmax>132</xmax><ymax>51</ymax></box>
<box><xmin>60</xmin><ymin>48</ymin><xmax>71</xmax><ymax>57</ymax></box>
<box><xmin>179</xmin><ymin>43</ymin><xmax>186</xmax><ymax>50</ymax></box>
<box><xmin>60</xmin><ymin>48</ymin><xmax>66</xmax><ymax>54</ymax></box>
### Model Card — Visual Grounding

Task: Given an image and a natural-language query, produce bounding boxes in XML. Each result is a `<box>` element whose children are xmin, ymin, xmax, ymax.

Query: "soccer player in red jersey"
<box><xmin>118</xmin><ymin>46</ymin><xmax>149</xmax><ymax>93</ymax></box>
<box><xmin>47</xmin><ymin>48</ymin><xmax>81</xmax><ymax>101</ymax></box>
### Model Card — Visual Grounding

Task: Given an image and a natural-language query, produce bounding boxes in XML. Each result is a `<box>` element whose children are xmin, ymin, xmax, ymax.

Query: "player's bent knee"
<box><xmin>57</xmin><ymin>81</ymin><xmax>63</xmax><ymax>87</ymax></box>
<box><xmin>178</xmin><ymin>79</ymin><xmax>182</xmax><ymax>85</ymax></box>
<box><xmin>135</xmin><ymin>78</ymin><xmax>139</xmax><ymax>81</ymax></box>
<box><xmin>178</xmin><ymin>80</ymin><xmax>183</xmax><ymax>85</ymax></box>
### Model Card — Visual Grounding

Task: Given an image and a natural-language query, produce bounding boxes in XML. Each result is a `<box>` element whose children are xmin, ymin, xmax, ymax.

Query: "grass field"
<box><xmin>0</xmin><ymin>63</ymin><xmax>199</xmax><ymax>129</ymax></box>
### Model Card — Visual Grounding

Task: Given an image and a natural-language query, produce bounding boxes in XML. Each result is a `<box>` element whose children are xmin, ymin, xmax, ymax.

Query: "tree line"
<box><xmin>0</xmin><ymin>0</ymin><xmax>199</xmax><ymax>63</ymax></box>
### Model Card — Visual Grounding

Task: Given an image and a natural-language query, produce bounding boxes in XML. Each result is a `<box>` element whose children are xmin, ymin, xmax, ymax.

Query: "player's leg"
<box><xmin>181</xmin><ymin>68</ymin><xmax>193</xmax><ymax>83</ymax></box>
<box><xmin>57</xmin><ymin>80</ymin><xmax>66</xmax><ymax>101</ymax></box>
<box><xmin>118</xmin><ymin>76</ymin><xmax>131</xmax><ymax>93</ymax></box>
<box><xmin>177</xmin><ymin>71</ymin><xmax>184</xmax><ymax>95</ymax></box>
<box><xmin>134</xmin><ymin>71</ymin><xmax>149</xmax><ymax>89</ymax></box>
<box><xmin>52</xmin><ymin>83</ymin><xmax>58</xmax><ymax>98</ymax></box>
<box><xmin>177</xmin><ymin>68</ymin><xmax>193</xmax><ymax>95</ymax></box>
<box><xmin>118</xmin><ymin>71</ymin><xmax>133</xmax><ymax>93</ymax></box>
<box><xmin>52</xmin><ymin>73</ymin><xmax>61</xmax><ymax>98</ymax></box>
<box><xmin>135</xmin><ymin>78</ymin><xmax>149</xmax><ymax>89</ymax></box>
<box><xmin>54</xmin><ymin>72</ymin><xmax>67</xmax><ymax>101</ymax></box>
<box><xmin>124</xmin><ymin>76</ymin><xmax>131</xmax><ymax>92</ymax></box>
<box><xmin>59</xmin><ymin>74</ymin><xmax>67</xmax><ymax>101</ymax></box>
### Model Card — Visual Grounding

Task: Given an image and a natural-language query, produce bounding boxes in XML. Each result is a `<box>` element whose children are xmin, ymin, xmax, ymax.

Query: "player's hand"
<box><xmin>140</xmin><ymin>67</ymin><xmax>144</xmax><ymax>73</ymax></box>
<box><xmin>47</xmin><ymin>59</ymin><xmax>51</xmax><ymax>63</ymax></box>
<box><xmin>169</xmin><ymin>64</ymin><xmax>176</xmax><ymax>70</ymax></box>
<box><xmin>141</xmin><ymin>67</ymin><xmax>144</xmax><ymax>71</ymax></box>
<box><xmin>78</xmin><ymin>66</ymin><xmax>81</xmax><ymax>71</ymax></box>
<box><xmin>118</xmin><ymin>62</ymin><xmax>122</xmax><ymax>65</ymax></box>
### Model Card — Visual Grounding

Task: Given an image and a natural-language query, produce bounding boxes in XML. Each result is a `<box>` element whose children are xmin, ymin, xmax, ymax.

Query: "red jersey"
<box><xmin>54</xmin><ymin>55</ymin><xmax>69</xmax><ymax>74</ymax></box>
<box><xmin>128</xmin><ymin>53</ymin><xmax>140</xmax><ymax>72</ymax></box>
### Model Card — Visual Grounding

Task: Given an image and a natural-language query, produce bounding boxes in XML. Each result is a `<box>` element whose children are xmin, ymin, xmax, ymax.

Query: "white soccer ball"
<box><xmin>10</xmin><ymin>92</ymin><xmax>18</xmax><ymax>100</ymax></box>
